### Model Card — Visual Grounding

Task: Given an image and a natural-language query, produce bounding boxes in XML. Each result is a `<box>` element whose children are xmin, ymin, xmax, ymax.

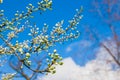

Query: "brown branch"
<box><xmin>9</xmin><ymin>60</ymin><xmax>30</xmax><ymax>80</ymax></box>
<box><xmin>102</xmin><ymin>43</ymin><xmax>120</xmax><ymax>67</ymax></box>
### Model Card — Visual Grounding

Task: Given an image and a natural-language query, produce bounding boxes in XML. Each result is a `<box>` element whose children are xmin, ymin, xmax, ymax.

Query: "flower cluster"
<box><xmin>1</xmin><ymin>73</ymin><xmax>16</xmax><ymax>80</ymax></box>
<box><xmin>0</xmin><ymin>0</ymin><xmax>52</xmax><ymax>30</ymax></box>
<box><xmin>46</xmin><ymin>49</ymin><xmax>63</xmax><ymax>74</ymax></box>
<box><xmin>0</xmin><ymin>46</ymin><xmax>6</xmax><ymax>54</ymax></box>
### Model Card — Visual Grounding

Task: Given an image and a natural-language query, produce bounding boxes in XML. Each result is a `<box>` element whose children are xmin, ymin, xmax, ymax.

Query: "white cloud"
<box><xmin>39</xmin><ymin>57</ymin><xmax>82</xmax><ymax>80</ymax></box>
<box><xmin>39</xmin><ymin>43</ymin><xmax>120</xmax><ymax>80</ymax></box>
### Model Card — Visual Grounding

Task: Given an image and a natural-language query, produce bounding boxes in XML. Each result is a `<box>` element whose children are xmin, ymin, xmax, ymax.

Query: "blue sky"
<box><xmin>1</xmin><ymin>0</ymin><xmax>120</xmax><ymax>80</ymax></box>
<box><xmin>1</xmin><ymin>0</ymin><xmax>119</xmax><ymax>77</ymax></box>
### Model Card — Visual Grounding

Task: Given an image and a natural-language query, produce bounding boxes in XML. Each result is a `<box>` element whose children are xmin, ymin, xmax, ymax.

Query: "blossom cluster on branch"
<box><xmin>0</xmin><ymin>0</ymin><xmax>83</xmax><ymax>80</ymax></box>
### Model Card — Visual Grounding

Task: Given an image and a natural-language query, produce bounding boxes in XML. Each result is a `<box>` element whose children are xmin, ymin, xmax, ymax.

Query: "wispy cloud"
<box><xmin>66</xmin><ymin>40</ymin><xmax>92</xmax><ymax>53</ymax></box>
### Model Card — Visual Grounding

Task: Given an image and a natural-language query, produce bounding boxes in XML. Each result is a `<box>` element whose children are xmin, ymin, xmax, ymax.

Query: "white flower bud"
<box><xmin>26</xmin><ymin>53</ymin><xmax>30</xmax><ymax>57</ymax></box>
